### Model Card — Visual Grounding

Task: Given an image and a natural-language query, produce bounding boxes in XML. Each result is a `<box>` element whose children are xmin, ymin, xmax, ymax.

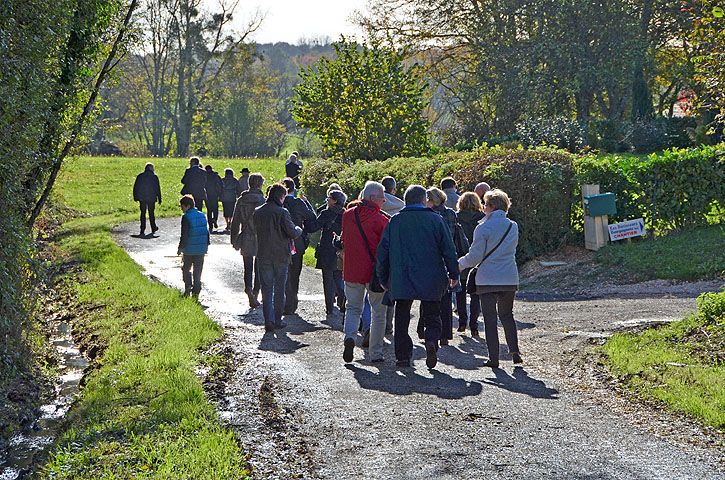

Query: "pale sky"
<box><xmin>231</xmin><ymin>0</ymin><xmax>369</xmax><ymax>45</ymax></box>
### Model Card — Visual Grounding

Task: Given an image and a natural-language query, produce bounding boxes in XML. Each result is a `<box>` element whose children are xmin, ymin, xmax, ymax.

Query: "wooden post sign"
<box><xmin>608</xmin><ymin>218</ymin><xmax>646</xmax><ymax>242</ymax></box>
<box><xmin>582</xmin><ymin>184</ymin><xmax>607</xmax><ymax>251</ymax></box>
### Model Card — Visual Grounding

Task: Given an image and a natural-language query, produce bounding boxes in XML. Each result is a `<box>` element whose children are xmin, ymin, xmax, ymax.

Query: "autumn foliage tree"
<box><xmin>291</xmin><ymin>38</ymin><xmax>430</xmax><ymax>161</ymax></box>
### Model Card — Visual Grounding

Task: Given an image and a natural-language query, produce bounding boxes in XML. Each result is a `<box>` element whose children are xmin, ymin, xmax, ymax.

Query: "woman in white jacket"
<box><xmin>458</xmin><ymin>189</ymin><xmax>522</xmax><ymax>368</ymax></box>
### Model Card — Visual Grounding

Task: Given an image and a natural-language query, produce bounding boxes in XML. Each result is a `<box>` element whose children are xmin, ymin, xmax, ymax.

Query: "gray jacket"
<box><xmin>382</xmin><ymin>192</ymin><xmax>405</xmax><ymax>216</ymax></box>
<box><xmin>458</xmin><ymin>209</ymin><xmax>518</xmax><ymax>286</ymax></box>
<box><xmin>443</xmin><ymin>187</ymin><xmax>460</xmax><ymax>210</ymax></box>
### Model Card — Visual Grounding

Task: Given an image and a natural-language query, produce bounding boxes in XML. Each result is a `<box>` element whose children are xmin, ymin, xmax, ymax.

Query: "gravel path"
<box><xmin>113</xmin><ymin>217</ymin><xmax>725</xmax><ymax>479</ymax></box>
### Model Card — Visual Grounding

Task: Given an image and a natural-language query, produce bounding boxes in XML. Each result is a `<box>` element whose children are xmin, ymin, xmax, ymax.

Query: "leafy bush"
<box><xmin>622</xmin><ymin>119</ymin><xmax>669</xmax><ymax>153</ymax></box>
<box><xmin>588</xmin><ymin>119</ymin><xmax>626</xmax><ymax>153</ymax></box>
<box><xmin>456</xmin><ymin>147</ymin><xmax>576</xmax><ymax>261</ymax></box>
<box><xmin>517</xmin><ymin>117</ymin><xmax>585</xmax><ymax>152</ymax></box>
<box><xmin>698</xmin><ymin>289</ymin><xmax>725</xmax><ymax>327</ymax></box>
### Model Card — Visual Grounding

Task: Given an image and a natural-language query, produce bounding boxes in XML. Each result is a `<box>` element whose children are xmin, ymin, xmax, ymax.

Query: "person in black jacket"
<box><xmin>204</xmin><ymin>165</ymin><xmax>223</xmax><ymax>231</ymax></box>
<box><xmin>180</xmin><ymin>156</ymin><xmax>207</xmax><ymax>213</ymax></box>
<box><xmin>132</xmin><ymin>162</ymin><xmax>162</xmax><ymax>236</ymax></box>
<box><xmin>221</xmin><ymin>168</ymin><xmax>242</xmax><ymax>231</ymax></box>
<box><xmin>253</xmin><ymin>183</ymin><xmax>302</xmax><ymax>331</ymax></box>
<box><xmin>282</xmin><ymin>177</ymin><xmax>320</xmax><ymax>315</ymax></box>
<box><xmin>315</xmin><ymin>189</ymin><xmax>347</xmax><ymax>315</ymax></box>
<box><xmin>285</xmin><ymin>152</ymin><xmax>303</xmax><ymax>190</ymax></box>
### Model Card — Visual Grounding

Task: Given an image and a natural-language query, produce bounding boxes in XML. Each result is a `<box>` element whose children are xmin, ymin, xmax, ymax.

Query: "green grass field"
<box><xmin>56</xmin><ymin>156</ymin><xmax>287</xmax><ymax>216</ymax></box>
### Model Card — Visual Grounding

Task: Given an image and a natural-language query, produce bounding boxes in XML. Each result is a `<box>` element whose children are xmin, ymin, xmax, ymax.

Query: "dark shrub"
<box><xmin>517</xmin><ymin>117</ymin><xmax>585</xmax><ymax>152</ymax></box>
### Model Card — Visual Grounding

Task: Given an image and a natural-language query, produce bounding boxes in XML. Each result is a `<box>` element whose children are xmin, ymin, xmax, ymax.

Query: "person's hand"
<box><xmin>299</xmin><ymin>191</ymin><xmax>306</xmax><ymax>201</ymax></box>
<box><xmin>449</xmin><ymin>278</ymin><xmax>458</xmax><ymax>289</ymax></box>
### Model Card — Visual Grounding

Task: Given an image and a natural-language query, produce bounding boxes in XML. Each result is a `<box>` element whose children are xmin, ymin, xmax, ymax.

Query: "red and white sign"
<box><xmin>608</xmin><ymin>218</ymin><xmax>646</xmax><ymax>241</ymax></box>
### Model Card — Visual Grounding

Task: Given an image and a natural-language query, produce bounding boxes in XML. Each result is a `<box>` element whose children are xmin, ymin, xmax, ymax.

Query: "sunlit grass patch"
<box><xmin>602</xmin><ymin>289</ymin><xmax>725</xmax><ymax>428</ymax></box>
<box><xmin>40</xmin><ymin>215</ymin><xmax>250</xmax><ymax>478</ymax></box>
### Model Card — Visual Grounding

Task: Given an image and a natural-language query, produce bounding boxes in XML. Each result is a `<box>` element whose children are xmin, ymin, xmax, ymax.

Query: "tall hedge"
<box><xmin>303</xmin><ymin>144</ymin><xmax>725</xmax><ymax>264</ymax></box>
<box><xmin>575</xmin><ymin>145</ymin><xmax>725</xmax><ymax>233</ymax></box>
<box><xmin>303</xmin><ymin>146</ymin><xmax>575</xmax><ymax>263</ymax></box>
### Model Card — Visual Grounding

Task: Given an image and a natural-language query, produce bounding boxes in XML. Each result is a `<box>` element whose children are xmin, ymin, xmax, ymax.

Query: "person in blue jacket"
<box><xmin>376</xmin><ymin>185</ymin><xmax>459</xmax><ymax>369</ymax></box>
<box><xmin>177</xmin><ymin>194</ymin><xmax>210</xmax><ymax>297</ymax></box>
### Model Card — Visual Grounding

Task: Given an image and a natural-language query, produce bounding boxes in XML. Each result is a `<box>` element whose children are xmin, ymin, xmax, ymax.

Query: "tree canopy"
<box><xmin>291</xmin><ymin>38</ymin><xmax>430</xmax><ymax>161</ymax></box>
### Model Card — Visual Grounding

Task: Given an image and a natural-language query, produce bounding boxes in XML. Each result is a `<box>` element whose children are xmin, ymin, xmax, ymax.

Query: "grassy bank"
<box><xmin>595</xmin><ymin>224</ymin><xmax>725</xmax><ymax>281</ymax></box>
<box><xmin>41</xmin><ymin>214</ymin><xmax>250</xmax><ymax>478</ymax></box>
<box><xmin>38</xmin><ymin>157</ymin><xmax>282</xmax><ymax>478</ymax></box>
<box><xmin>602</xmin><ymin>289</ymin><xmax>725</xmax><ymax>429</ymax></box>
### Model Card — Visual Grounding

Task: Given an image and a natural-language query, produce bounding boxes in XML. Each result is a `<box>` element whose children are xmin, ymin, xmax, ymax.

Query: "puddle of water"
<box><xmin>613</xmin><ymin>318</ymin><xmax>675</xmax><ymax>328</ymax></box>
<box><xmin>1</xmin><ymin>321</ymin><xmax>88</xmax><ymax>477</ymax></box>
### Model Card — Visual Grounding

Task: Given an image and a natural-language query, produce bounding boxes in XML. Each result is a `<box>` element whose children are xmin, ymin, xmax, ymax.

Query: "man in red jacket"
<box><xmin>340</xmin><ymin>181</ymin><xmax>389</xmax><ymax>363</ymax></box>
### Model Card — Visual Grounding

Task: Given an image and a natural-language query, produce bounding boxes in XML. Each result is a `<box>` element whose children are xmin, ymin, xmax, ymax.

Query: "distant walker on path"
<box><xmin>181</xmin><ymin>156</ymin><xmax>207</xmax><ymax>214</ymax></box>
<box><xmin>132</xmin><ymin>162</ymin><xmax>162</xmax><ymax>236</ymax></box>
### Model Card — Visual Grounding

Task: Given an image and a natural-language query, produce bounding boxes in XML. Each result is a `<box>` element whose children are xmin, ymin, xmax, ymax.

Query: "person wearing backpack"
<box><xmin>458</xmin><ymin>188</ymin><xmax>522</xmax><ymax>368</ymax></box>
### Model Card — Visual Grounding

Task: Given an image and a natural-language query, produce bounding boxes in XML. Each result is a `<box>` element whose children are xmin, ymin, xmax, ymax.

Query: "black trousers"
<box><xmin>439</xmin><ymin>291</ymin><xmax>453</xmax><ymax>340</ymax></box>
<box><xmin>139</xmin><ymin>201</ymin><xmax>157</xmax><ymax>234</ymax></box>
<box><xmin>206</xmin><ymin>199</ymin><xmax>219</xmax><ymax>229</ymax></box>
<box><xmin>284</xmin><ymin>252</ymin><xmax>304</xmax><ymax>313</ymax></box>
<box><xmin>479</xmin><ymin>291</ymin><xmax>519</xmax><ymax>364</ymax></box>
<box><xmin>395</xmin><ymin>299</ymin><xmax>441</xmax><ymax>362</ymax></box>
<box><xmin>181</xmin><ymin>254</ymin><xmax>205</xmax><ymax>294</ymax></box>
<box><xmin>457</xmin><ymin>268</ymin><xmax>480</xmax><ymax>329</ymax></box>
<box><xmin>321</xmin><ymin>268</ymin><xmax>344</xmax><ymax>313</ymax></box>
<box><xmin>193</xmin><ymin>196</ymin><xmax>205</xmax><ymax>213</ymax></box>
<box><xmin>242</xmin><ymin>255</ymin><xmax>260</xmax><ymax>294</ymax></box>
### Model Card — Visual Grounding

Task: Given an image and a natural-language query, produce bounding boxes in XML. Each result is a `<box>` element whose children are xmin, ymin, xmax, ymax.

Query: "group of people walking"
<box><xmin>132</xmin><ymin>153</ymin><xmax>523</xmax><ymax>370</ymax></box>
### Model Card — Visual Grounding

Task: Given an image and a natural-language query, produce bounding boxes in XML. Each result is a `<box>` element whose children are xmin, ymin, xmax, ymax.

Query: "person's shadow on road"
<box><xmin>482</xmin><ymin>367</ymin><xmax>559</xmax><ymax>399</ymax></box>
<box><xmin>259</xmin><ymin>330</ymin><xmax>309</xmax><ymax>354</ymax></box>
<box><xmin>346</xmin><ymin>364</ymin><xmax>483</xmax><ymax>400</ymax></box>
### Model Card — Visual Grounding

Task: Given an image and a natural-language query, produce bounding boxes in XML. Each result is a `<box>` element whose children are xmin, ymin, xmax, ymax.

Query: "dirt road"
<box><xmin>114</xmin><ymin>217</ymin><xmax>725</xmax><ymax>479</ymax></box>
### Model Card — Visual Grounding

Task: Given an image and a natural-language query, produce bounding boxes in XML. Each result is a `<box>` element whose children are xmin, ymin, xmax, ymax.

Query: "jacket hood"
<box><xmin>457</xmin><ymin>210</ymin><xmax>485</xmax><ymax>223</ymax></box>
<box><xmin>353</xmin><ymin>200</ymin><xmax>382</xmax><ymax>220</ymax></box>
<box><xmin>239</xmin><ymin>189</ymin><xmax>265</xmax><ymax>204</ymax></box>
<box><xmin>327</xmin><ymin>203</ymin><xmax>345</xmax><ymax>215</ymax></box>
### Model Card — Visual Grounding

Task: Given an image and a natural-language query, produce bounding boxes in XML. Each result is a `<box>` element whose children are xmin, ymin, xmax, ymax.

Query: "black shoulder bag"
<box><xmin>354</xmin><ymin>208</ymin><xmax>385</xmax><ymax>293</ymax></box>
<box><xmin>466</xmin><ymin>222</ymin><xmax>513</xmax><ymax>295</ymax></box>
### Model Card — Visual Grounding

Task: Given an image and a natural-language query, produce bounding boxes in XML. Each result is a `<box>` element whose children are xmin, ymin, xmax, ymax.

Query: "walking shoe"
<box><xmin>457</xmin><ymin>324</ymin><xmax>466</xmax><ymax>332</ymax></box>
<box><xmin>264</xmin><ymin>322</ymin><xmax>275</xmax><ymax>332</ymax></box>
<box><xmin>247</xmin><ymin>292</ymin><xmax>260</xmax><ymax>309</ymax></box>
<box><xmin>512</xmin><ymin>352</ymin><xmax>523</xmax><ymax>364</ymax></box>
<box><xmin>425</xmin><ymin>342</ymin><xmax>438</xmax><ymax>369</ymax></box>
<box><xmin>343</xmin><ymin>338</ymin><xmax>355</xmax><ymax>363</ymax></box>
<box><xmin>274</xmin><ymin>320</ymin><xmax>287</xmax><ymax>329</ymax></box>
<box><xmin>395</xmin><ymin>358</ymin><xmax>411</xmax><ymax>367</ymax></box>
<box><xmin>483</xmin><ymin>360</ymin><xmax>499</xmax><ymax>368</ymax></box>
<box><xmin>151</xmin><ymin>226</ymin><xmax>159</xmax><ymax>233</ymax></box>
<box><xmin>439</xmin><ymin>338</ymin><xmax>449</xmax><ymax>346</ymax></box>
<box><xmin>470</xmin><ymin>329</ymin><xmax>479</xmax><ymax>337</ymax></box>
<box><xmin>361</xmin><ymin>329</ymin><xmax>370</xmax><ymax>348</ymax></box>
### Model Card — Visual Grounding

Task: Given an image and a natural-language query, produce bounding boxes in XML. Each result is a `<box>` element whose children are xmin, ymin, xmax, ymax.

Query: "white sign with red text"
<box><xmin>608</xmin><ymin>218</ymin><xmax>646</xmax><ymax>241</ymax></box>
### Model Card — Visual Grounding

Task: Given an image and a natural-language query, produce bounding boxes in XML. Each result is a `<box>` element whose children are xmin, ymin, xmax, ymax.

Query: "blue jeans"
<box><xmin>258</xmin><ymin>262</ymin><xmax>288</xmax><ymax>327</ymax></box>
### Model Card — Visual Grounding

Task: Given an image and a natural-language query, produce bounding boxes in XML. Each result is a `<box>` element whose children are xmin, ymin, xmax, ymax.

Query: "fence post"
<box><xmin>583</xmin><ymin>184</ymin><xmax>608</xmax><ymax>251</ymax></box>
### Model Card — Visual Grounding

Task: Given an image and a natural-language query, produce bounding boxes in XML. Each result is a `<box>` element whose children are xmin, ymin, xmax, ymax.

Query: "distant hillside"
<box><xmin>255</xmin><ymin>42</ymin><xmax>336</xmax><ymax>131</ymax></box>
